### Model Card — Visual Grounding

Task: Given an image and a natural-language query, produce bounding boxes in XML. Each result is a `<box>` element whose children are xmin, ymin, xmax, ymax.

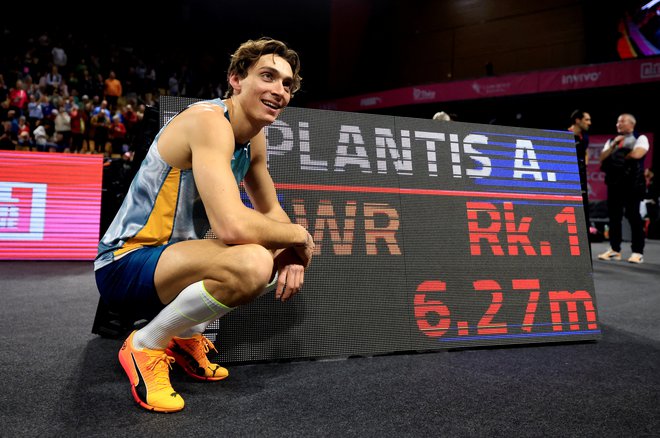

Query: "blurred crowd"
<box><xmin>0</xmin><ymin>27</ymin><xmax>224</xmax><ymax>157</ymax></box>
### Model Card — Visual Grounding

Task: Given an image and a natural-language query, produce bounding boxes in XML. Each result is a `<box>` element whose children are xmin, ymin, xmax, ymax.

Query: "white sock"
<box><xmin>133</xmin><ymin>280</ymin><xmax>233</xmax><ymax>350</ymax></box>
<box><xmin>176</xmin><ymin>320</ymin><xmax>214</xmax><ymax>339</ymax></box>
<box><xmin>175</xmin><ymin>272</ymin><xmax>278</xmax><ymax>339</ymax></box>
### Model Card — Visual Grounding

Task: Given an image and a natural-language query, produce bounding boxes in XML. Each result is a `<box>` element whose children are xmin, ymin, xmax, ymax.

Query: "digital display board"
<box><xmin>0</xmin><ymin>151</ymin><xmax>103</xmax><ymax>260</ymax></box>
<box><xmin>161</xmin><ymin>97</ymin><xmax>600</xmax><ymax>363</ymax></box>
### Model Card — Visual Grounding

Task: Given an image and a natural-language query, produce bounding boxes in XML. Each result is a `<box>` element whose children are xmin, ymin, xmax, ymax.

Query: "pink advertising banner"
<box><xmin>0</xmin><ymin>151</ymin><xmax>103</xmax><ymax>260</ymax></box>
<box><xmin>312</xmin><ymin>58</ymin><xmax>660</xmax><ymax>112</ymax></box>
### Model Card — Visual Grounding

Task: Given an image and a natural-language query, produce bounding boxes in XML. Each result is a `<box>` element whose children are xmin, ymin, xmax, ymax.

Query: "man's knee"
<box><xmin>236</xmin><ymin>244</ymin><xmax>274</xmax><ymax>288</ymax></box>
<box><xmin>213</xmin><ymin>244</ymin><xmax>273</xmax><ymax>305</ymax></box>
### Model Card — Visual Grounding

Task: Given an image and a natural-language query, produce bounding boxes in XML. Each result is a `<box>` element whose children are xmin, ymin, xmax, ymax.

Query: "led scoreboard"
<box><xmin>161</xmin><ymin>97</ymin><xmax>600</xmax><ymax>363</ymax></box>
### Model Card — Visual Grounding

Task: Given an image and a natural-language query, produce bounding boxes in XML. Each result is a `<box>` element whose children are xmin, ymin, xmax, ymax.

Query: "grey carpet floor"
<box><xmin>1</xmin><ymin>240</ymin><xmax>658</xmax><ymax>437</ymax></box>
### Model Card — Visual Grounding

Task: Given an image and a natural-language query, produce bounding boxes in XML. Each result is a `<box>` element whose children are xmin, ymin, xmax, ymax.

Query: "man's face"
<box><xmin>616</xmin><ymin>115</ymin><xmax>634</xmax><ymax>134</ymax></box>
<box><xmin>232</xmin><ymin>54</ymin><xmax>294</xmax><ymax>124</ymax></box>
<box><xmin>578</xmin><ymin>113</ymin><xmax>591</xmax><ymax>132</ymax></box>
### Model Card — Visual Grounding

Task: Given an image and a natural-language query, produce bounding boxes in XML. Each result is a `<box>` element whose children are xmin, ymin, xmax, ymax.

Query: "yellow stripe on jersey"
<box><xmin>114</xmin><ymin>168</ymin><xmax>181</xmax><ymax>257</ymax></box>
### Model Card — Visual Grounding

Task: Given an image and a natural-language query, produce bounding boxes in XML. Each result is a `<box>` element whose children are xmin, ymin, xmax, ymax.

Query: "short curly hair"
<box><xmin>225</xmin><ymin>37</ymin><xmax>301</xmax><ymax>98</ymax></box>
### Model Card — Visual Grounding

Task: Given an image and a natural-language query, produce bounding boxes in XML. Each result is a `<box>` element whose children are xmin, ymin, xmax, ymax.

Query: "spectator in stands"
<box><xmin>51</xmin><ymin>41</ymin><xmax>68</xmax><ymax>69</ymax></box>
<box><xmin>69</xmin><ymin>105</ymin><xmax>86</xmax><ymax>153</ymax></box>
<box><xmin>45</xmin><ymin>65</ymin><xmax>62</xmax><ymax>95</ymax></box>
<box><xmin>17</xmin><ymin>115</ymin><xmax>30</xmax><ymax>141</ymax></box>
<box><xmin>0</xmin><ymin>99</ymin><xmax>10</xmax><ymax>122</ymax></box>
<box><xmin>142</xmin><ymin>92</ymin><xmax>157</xmax><ymax>107</ymax></box>
<box><xmin>95</xmin><ymin>37</ymin><xmax>313</xmax><ymax>413</ymax></box>
<box><xmin>145</xmin><ymin>65</ymin><xmax>157</xmax><ymax>95</ymax></box>
<box><xmin>78</xmin><ymin>69</ymin><xmax>94</xmax><ymax>98</ymax></box>
<box><xmin>82</xmin><ymin>98</ymin><xmax>95</xmax><ymax>152</ymax></box>
<box><xmin>94</xmin><ymin>73</ymin><xmax>106</xmax><ymax>99</ymax></box>
<box><xmin>59</xmin><ymin>77</ymin><xmax>69</xmax><ymax>98</ymax></box>
<box><xmin>75</xmin><ymin>58</ymin><xmax>89</xmax><ymax>77</ymax></box>
<box><xmin>67</xmin><ymin>71</ymin><xmax>79</xmax><ymax>93</ymax></box>
<box><xmin>6</xmin><ymin>110</ymin><xmax>19</xmax><ymax>140</ymax></box>
<box><xmin>27</xmin><ymin>94</ymin><xmax>43</xmax><ymax>129</ymax></box>
<box><xmin>53</xmin><ymin>108</ymin><xmax>72</xmax><ymax>151</ymax></box>
<box><xmin>104</xmin><ymin>70</ymin><xmax>122</xmax><ymax>111</ymax></box>
<box><xmin>598</xmin><ymin>113</ymin><xmax>649</xmax><ymax>264</ymax></box>
<box><xmin>108</xmin><ymin>114</ymin><xmax>127</xmax><ymax>156</ymax></box>
<box><xmin>93</xmin><ymin>99</ymin><xmax>111</xmax><ymax>118</ymax></box>
<box><xmin>0</xmin><ymin>120</ymin><xmax>17</xmax><ymax>150</ymax></box>
<box><xmin>63</xmin><ymin>95</ymin><xmax>75</xmax><ymax>113</ymax></box>
<box><xmin>32</xmin><ymin>120</ymin><xmax>50</xmax><ymax>151</ymax></box>
<box><xmin>37</xmin><ymin>70</ymin><xmax>49</xmax><ymax>94</ymax></box>
<box><xmin>168</xmin><ymin>71</ymin><xmax>179</xmax><ymax>96</ymax></box>
<box><xmin>122</xmin><ymin>104</ymin><xmax>138</xmax><ymax>132</ymax></box>
<box><xmin>23</xmin><ymin>75</ymin><xmax>40</xmax><ymax>100</ymax></box>
<box><xmin>90</xmin><ymin>107</ymin><xmax>111</xmax><ymax>155</ymax></box>
<box><xmin>9</xmin><ymin>79</ymin><xmax>28</xmax><ymax>115</ymax></box>
<box><xmin>39</xmin><ymin>94</ymin><xmax>55</xmax><ymax>118</ymax></box>
<box><xmin>135</xmin><ymin>61</ymin><xmax>147</xmax><ymax>94</ymax></box>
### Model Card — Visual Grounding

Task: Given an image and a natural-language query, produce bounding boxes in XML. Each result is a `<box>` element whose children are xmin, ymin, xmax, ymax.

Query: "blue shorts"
<box><xmin>95</xmin><ymin>244</ymin><xmax>173</xmax><ymax>321</ymax></box>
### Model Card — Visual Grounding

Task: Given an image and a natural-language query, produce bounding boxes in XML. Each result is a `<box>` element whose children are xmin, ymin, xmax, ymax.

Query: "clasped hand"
<box><xmin>274</xmin><ymin>235</ymin><xmax>315</xmax><ymax>302</ymax></box>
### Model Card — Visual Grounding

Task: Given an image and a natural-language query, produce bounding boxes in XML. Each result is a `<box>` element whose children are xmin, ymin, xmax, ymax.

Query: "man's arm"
<box><xmin>599</xmin><ymin>138</ymin><xmax>616</xmax><ymax>163</ymax></box>
<box><xmin>626</xmin><ymin>135</ymin><xmax>649</xmax><ymax>160</ymax></box>
<box><xmin>242</xmin><ymin>130</ymin><xmax>314</xmax><ymax>301</ymax></box>
<box><xmin>189</xmin><ymin>108</ymin><xmax>309</xmax><ymax>251</ymax></box>
<box><xmin>242</xmin><ymin>131</ymin><xmax>291</xmax><ymax>224</ymax></box>
<box><xmin>243</xmin><ymin>131</ymin><xmax>314</xmax><ymax>267</ymax></box>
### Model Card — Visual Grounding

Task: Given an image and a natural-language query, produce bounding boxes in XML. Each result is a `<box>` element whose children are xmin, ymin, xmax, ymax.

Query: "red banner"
<box><xmin>311</xmin><ymin>58</ymin><xmax>660</xmax><ymax>112</ymax></box>
<box><xmin>0</xmin><ymin>151</ymin><xmax>103</xmax><ymax>260</ymax></box>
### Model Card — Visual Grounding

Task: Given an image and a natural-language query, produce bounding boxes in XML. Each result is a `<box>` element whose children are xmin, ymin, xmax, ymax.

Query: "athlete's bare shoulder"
<box><xmin>158</xmin><ymin>102</ymin><xmax>233</xmax><ymax>169</ymax></box>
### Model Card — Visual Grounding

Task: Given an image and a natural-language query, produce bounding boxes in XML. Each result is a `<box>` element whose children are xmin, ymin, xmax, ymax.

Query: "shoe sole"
<box><xmin>118</xmin><ymin>349</ymin><xmax>184</xmax><ymax>413</ymax></box>
<box><xmin>165</xmin><ymin>347</ymin><xmax>228</xmax><ymax>382</ymax></box>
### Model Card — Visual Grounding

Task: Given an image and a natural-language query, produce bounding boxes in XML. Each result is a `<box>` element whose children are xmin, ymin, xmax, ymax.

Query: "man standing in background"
<box><xmin>568</xmin><ymin>109</ymin><xmax>592</xmax><ymax>239</ymax></box>
<box><xmin>598</xmin><ymin>113</ymin><xmax>649</xmax><ymax>264</ymax></box>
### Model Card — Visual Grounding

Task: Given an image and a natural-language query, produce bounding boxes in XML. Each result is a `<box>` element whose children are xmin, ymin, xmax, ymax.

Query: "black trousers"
<box><xmin>606</xmin><ymin>184</ymin><xmax>645</xmax><ymax>254</ymax></box>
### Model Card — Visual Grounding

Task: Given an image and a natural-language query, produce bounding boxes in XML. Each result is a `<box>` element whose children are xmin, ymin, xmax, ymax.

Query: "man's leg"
<box><xmin>155</xmin><ymin>240</ymin><xmax>275</xmax><ymax>307</ymax></box>
<box><xmin>132</xmin><ymin>280</ymin><xmax>232</xmax><ymax>350</ymax></box>
<box><xmin>175</xmin><ymin>271</ymin><xmax>278</xmax><ymax>339</ymax></box>
<box><xmin>120</xmin><ymin>240</ymin><xmax>274</xmax><ymax>411</ymax></box>
<box><xmin>606</xmin><ymin>187</ymin><xmax>624</xmax><ymax>252</ymax></box>
<box><xmin>163</xmin><ymin>272</ymin><xmax>279</xmax><ymax>381</ymax></box>
<box><xmin>624</xmin><ymin>194</ymin><xmax>646</xmax><ymax>256</ymax></box>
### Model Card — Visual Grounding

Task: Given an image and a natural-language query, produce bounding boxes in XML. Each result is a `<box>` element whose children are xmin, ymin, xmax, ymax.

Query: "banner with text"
<box><xmin>311</xmin><ymin>57</ymin><xmax>660</xmax><ymax>112</ymax></box>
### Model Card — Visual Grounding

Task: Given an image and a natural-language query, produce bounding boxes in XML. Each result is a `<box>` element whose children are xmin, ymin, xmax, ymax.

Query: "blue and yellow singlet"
<box><xmin>95</xmin><ymin>99</ymin><xmax>250</xmax><ymax>271</ymax></box>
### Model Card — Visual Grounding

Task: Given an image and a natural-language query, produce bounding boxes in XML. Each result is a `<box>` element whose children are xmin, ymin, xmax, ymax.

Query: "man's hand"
<box><xmin>612</xmin><ymin>135</ymin><xmax>625</xmax><ymax>148</ymax></box>
<box><xmin>294</xmin><ymin>230</ymin><xmax>315</xmax><ymax>268</ymax></box>
<box><xmin>274</xmin><ymin>248</ymin><xmax>307</xmax><ymax>302</ymax></box>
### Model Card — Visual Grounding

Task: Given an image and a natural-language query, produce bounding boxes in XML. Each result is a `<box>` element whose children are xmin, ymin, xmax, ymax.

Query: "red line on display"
<box><xmin>273</xmin><ymin>183</ymin><xmax>582</xmax><ymax>202</ymax></box>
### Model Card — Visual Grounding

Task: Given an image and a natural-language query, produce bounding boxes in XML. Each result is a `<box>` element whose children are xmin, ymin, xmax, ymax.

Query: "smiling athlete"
<box><xmin>95</xmin><ymin>38</ymin><xmax>315</xmax><ymax>412</ymax></box>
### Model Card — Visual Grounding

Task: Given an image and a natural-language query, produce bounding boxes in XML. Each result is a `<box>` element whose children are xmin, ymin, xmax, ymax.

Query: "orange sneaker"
<box><xmin>166</xmin><ymin>334</ymin><xmax>229</xmax><ymax>381</ymax></box>
<box><xmin>118</xmin><ymin>330</ymin><xmax>184</xmax><ymax>413</ymax></box>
